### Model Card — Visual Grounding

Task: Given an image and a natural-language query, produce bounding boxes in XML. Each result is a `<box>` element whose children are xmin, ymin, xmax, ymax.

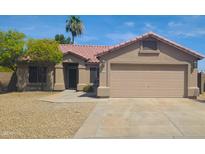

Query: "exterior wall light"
<box><xmin>193</xmin><ymin>61</ymin><xmax>198</xmax><ymax>69</ymax></box>
<box><xmin>99</xmin><ymin>59</ymin><xmax>105</xmax><ymax>71</ymax></box>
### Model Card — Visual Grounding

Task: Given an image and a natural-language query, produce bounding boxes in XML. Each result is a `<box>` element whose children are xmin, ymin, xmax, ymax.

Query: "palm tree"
<box><xmin>66</xmin><ymin>16</ymin><xmax>84</xmax><ymax>44</ymax></box>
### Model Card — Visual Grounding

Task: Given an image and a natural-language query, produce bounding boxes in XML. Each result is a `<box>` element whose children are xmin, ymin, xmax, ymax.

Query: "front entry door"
<box><xmin>68</xmin><ymin>68</ymin><xmax>77</xmax><ymax>89</ymax></box>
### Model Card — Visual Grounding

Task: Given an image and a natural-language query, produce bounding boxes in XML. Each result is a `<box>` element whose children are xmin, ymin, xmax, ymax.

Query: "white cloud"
<box><xmin>143</xmin><ymin>23</ymin><xmax>155</xmax><ymax>32</ymax></box>
<box><xmin>170</xmin><ymin>28</ymin><xmax>205</xmax><ymax>38</ymax></box>
<box><xmin>106</xmin><ymin>32</ymin><xmax>136</xmax><ymax>43</ymax></box>
<box><xmin>168</xmin><ymin>21</ymin><xmax>183</xmax><ymax>28</ymax></box>
<box><xmin>124</xmin><ymin>21</ymin><xmax>135</xmax><ymax>27</ymax></box>
<box><xmin>167</xmin><ymin>20</ymin><xmax>205</xmax><ymax>38</ymax></box>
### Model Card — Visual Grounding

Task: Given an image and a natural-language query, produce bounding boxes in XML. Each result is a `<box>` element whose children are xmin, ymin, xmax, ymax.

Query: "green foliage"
<box><xmin>26</xmin><ymin>39</ymin><xmax>63</xmax><ymax>64</ymax></box>
<box><xmin>83</xmin><ymin>85</ymin><xmax>94</xmax><ymax>93</ymax></box>
<box><xmin>0</xmin><ymin>30</ymin><xmax>25</xmax><ymax>71</ymax></box>
<box><xmin>0</xmin><ymin>66</ymin><xmax>12</xmax><ymax>72</ymax></box>
<box><xmin>66</xmin><ymin>16</ymin><xmax>84</xmax><ymax>44</ymax></box>
<box><xmin>55</xmin><ymin>34</ymin><xmax>71</xmax><ymax>44</ymax></box>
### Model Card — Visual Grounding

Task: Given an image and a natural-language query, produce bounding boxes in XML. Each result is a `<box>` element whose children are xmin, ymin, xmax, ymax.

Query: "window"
<box><xmin>29</xmin><ymin>66</ymin><xmax>47</xmax><ymax>83</ymax></box>
<box><xmin>90</xmin><ymin>67</ymin><xmax>99</xmax><ymax>84</ymax></box>
<box><xmin>142</xmin><ymin>40</ymin><xmax>157</xmax><ymax>50</ymax></box>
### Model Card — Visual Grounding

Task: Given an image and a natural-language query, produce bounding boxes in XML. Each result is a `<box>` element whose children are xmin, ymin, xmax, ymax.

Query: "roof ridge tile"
<box><xmin>60</xmin><ymin>44</ymin><xmax>110</xmax><ymax>47</ymax></box>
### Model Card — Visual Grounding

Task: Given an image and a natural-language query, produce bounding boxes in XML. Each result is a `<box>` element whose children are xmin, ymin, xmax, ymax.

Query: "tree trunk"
<box><xmin>7</xmin><ymin>70</ymin><xmax>17</xmax><ymax>92</ymax></box>
<box><xmin>72</xmin><ymin>34</ymin><xmax>74</xmax><ymax>44</ymax></box>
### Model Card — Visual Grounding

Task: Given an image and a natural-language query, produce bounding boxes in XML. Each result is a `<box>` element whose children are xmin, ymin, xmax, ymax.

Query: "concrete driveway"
<box><xmin>74</xmin><ymin>98</ymin><xmax>205</xmax><ymax>138</ymax></box>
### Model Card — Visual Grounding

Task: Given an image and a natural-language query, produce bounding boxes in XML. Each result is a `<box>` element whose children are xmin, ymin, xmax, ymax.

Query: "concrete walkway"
<box><xmin>74</xmin><ymin>98</ymin><xmax>205</xmax><ymax>138</ymax></box>
<box><xmin>39</xmin><ymin>90</ymin><xmax>108</xmax><ymax>103</ymax></box>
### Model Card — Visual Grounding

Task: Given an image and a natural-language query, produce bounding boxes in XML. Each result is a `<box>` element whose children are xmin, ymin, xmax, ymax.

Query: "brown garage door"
<box><xmin>110</xmin><ymin>64</ymin><xmax>187</xmax><ymax>98</ymax></box>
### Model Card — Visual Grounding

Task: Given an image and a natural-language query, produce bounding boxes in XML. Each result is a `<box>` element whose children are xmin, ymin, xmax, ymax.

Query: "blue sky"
<box><xmin>0</xmin><ymin>15</ymin><xmax>205</xmax><ymax>70</ymax></box>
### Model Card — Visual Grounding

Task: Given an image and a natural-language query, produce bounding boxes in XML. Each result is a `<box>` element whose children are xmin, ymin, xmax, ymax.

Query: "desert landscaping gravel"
<box><xmin>0</xmin><ymin>92</ymin><xmax>96</xmax><ymax>138</ymax></box>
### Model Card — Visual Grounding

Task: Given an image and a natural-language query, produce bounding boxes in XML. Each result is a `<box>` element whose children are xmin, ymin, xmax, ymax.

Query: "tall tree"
<box><xmin>25</xmin><ymin>39</ymin><xmax>63</xmax><ymax>64</ymax></box>
<box><xmin>0</xmin><ymin>30</ymin><xmax>25</xmax><ymax>71</ymax></box>
<box><xmin>66</xmin><ymin>16</ymin><xmax>84</xmax><ymax>44</ymax></box>
<box><xmin>55</xmin><ymin>34</ymin><xmax>71</xmax><ymax>44</ymax></box>
<box><xmin>0</xmin><ymin>30</ymin><xmax>25</xmax><ymax>91</ymax></box>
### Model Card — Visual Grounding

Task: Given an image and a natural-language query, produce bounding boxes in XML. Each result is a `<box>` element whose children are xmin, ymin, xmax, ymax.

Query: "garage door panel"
<box><xmin>110</xmin><ymin>64</ymin><xmax>187</xmax><ymax>98</ymax></box>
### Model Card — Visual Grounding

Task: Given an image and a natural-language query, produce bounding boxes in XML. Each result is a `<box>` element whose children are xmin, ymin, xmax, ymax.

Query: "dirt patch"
<box><xmin>0</xmin><ymin>92</ymin><xmax>96</xmax><ymax>138</ymax></box>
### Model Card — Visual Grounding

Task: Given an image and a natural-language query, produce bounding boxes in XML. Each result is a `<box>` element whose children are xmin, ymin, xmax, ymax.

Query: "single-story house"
<box><xmin>16</xmin><ymin>32</ymin><xmax>204</xmax><ymax>98</ymax></box>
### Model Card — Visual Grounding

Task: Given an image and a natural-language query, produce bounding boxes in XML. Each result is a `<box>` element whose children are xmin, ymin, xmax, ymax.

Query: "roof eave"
<box><xmin>63</xmin><ymin>51</ymin><xmax>88</xmax><ymax>61</ymax></box>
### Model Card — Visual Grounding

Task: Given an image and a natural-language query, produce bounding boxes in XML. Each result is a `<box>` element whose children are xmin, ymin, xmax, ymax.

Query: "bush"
<box><xmin>83</xmin><ymin>85</ymin><xmax>93</xmax><ymax>92</ymax></box>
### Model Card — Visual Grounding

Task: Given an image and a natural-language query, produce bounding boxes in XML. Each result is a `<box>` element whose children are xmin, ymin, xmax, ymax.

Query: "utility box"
<box><xmin>198</xmin><ymin>72</ymin><xmax>205</xmax><ymax>94</ymax></box>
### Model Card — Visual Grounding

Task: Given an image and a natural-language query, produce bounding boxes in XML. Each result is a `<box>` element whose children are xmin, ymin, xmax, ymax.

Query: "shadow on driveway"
<box><xmin>39</xmin><ymin>90</ymin><xmax>108</xmax><ymax>103</ymax></box>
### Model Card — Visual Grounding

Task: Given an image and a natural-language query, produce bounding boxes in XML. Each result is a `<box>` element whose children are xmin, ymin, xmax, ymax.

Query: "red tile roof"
<box><xmin>59</xmin><ymin>32</ymin><xmax>204</xmax><ymax>64</ymax></box>
<box><xmin>59</xmin><ymin>44</ymin><xmax>111</xmax><ymax>63</ymax></box>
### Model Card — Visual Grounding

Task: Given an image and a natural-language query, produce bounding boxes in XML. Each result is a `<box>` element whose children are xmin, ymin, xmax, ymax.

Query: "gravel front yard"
<box><xmin>0</xmin><ymin>92</ymin><xmax>96</xmax><ymax>138</ymax></box>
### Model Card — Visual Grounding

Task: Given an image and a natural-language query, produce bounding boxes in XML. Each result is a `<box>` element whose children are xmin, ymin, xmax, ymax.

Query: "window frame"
<box><xmin>140</xmin><ymin>39</ymin><xmax>160</xmax><ymax>54</ymax></box>
<box><xmin>28</xmin><ymin>66</ymin><xmax>47</xmax><ymax>83</ymax></box>
<box><xmin>142</xmin><ymin>40</ymin><xmax>158</xmax><ymax>51</ymax></box>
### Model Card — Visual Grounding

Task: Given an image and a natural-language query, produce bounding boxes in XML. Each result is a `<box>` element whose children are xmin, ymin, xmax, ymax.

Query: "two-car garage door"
<box><xmin>110</xmin><ymin>64</ymin><xmax>187</xmax><ymax>98</ymax></box>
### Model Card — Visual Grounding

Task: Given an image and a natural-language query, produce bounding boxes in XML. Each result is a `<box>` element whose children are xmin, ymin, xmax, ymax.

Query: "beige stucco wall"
<box><xmin>53</xmin><ymin>63</ymin><xmax>65</xmax><ymax>90</ymax></box>
<box><xmin>78</xmin><ymin>65</ymin><xmax>90</xmax><ymax>90</ymax></box>
<box><xmin>97</xmin><ymin>39</ymin><xmax>199</xmax><ymax>98</ymax></box>
<box><xmin>17</xmin><ymin>63</ymin><xmax>54</xmax><ymax>91</ymax></box>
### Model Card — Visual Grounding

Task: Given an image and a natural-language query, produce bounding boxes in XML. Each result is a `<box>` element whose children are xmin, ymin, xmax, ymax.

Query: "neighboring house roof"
<box><xmin>59</xmin><ymin>44</ymin><xmax>111</xmax><ymax>63</ymax></box>
<box><xmin>97</xmin><ymin>32</ymin><xmax>204</xmax><ymax>59</ymax></box>
<box><xmin>60</xmin><ymin>32</ymin><xmax>204</xmax><ymax>63</ymax></box>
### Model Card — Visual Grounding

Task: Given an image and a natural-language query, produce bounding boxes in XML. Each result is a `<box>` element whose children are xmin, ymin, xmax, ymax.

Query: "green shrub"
<box><xmin>25</xmin><ymin>39</ymin><xmax>63</xmax><ymax>64</ymax></box>
<box><xmin>83</xmin><ymin>85</ymin><xmax>93</xmax><ymax>92</ymax></box>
